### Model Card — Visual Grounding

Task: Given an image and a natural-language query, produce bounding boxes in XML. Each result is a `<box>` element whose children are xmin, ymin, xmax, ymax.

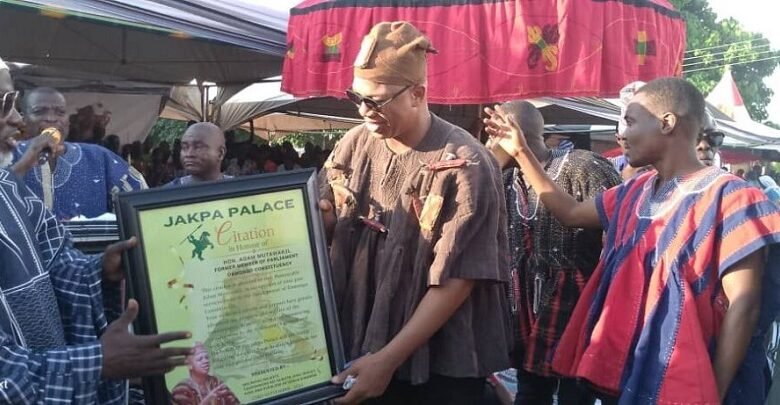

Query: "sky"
<box><xmin>266</xmin><ymin>0</ymin><xmax>779</xmax><ymax>122</ymax></box>
<box><xmin>707</xmin><ymin>0</ymin><xmax>780</xmax><ymax>122</ymax></box>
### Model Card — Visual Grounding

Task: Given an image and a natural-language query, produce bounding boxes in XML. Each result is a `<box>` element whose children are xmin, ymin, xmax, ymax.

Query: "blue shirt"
<box><xmin>164</xmin><ymin>174</ymin><xmax>233</xmax><ymax>187</ymax></box>
<box><xmin>13</xmin><ymin>142</ymin><xmax>147</xmax><ymax>219</ymax></box>
<box><xmin>0</xmin><ymin>169</ymin><xmax>125</xmax><ymax>403</ymax></box>
<box><xmin>608</xmin><ymin>154</ymin><xmax>628</xmax><ymax>173</ymax></box>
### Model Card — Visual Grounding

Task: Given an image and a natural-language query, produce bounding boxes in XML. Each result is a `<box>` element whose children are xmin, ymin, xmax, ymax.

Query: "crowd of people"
<box><xmin>94</xmin><ymin>126</ymin><xmax>333</xmax><ymax>188</ymax></box>
<box><xmin>2</xmin><ymin>19</ymin><xmax>780</xmax><ymax>405</ymax></box>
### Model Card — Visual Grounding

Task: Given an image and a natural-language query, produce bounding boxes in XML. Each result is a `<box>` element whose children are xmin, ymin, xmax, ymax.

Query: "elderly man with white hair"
<box><xmin>0</xmin><ymin>56</ymin><xmax>194</xmax><ymax>404</ymax></box>
<box><xmin>0</xmin><ymin>58</ymin><xmax>57</xmax><ymax>174</ymax></box>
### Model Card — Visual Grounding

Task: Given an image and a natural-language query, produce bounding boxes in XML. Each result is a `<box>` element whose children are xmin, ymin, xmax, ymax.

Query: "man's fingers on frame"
<box><xmin>143</xmin><ymin>364</ymin><xmax>178</xmax><ymax>377</ymax></box>
<box><xmin>158</xmin><ymin>347</ymin><xmax>193</xmax><ymax>358</ymax></box>
<box><xmin>164</xmin><ymin>357</ymin><xmax>189</xmax><ymax>368</ymax></box>
<box><xmin>147</xmin><ymin>331</ymin><xmax>192</xmax><ymax>345</ymax></box>
<box><xmin>147</xmin><ymin>357</ymin><xmax>187</xmax><ymax>374</ymax></box>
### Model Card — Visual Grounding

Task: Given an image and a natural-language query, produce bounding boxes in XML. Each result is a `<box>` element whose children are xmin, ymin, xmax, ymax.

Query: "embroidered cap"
<box><xmin>354</xmin><ymin>21</ymin><xmax>437</xmax><ymax>86</ymax></box>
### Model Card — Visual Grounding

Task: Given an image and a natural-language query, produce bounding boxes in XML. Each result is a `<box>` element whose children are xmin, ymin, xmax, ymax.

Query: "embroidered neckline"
<box><xmin>636</xmin><ymin>166</ymin><xmax>723</xmax><ymax>219</ymax></box>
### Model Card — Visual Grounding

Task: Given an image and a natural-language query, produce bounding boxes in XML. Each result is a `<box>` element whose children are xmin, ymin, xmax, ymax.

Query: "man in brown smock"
<box><xmin>320</xmin><ymin>21</ymin><xmax>512</xmax><ymax>404</ymax></box>
<box><xmin>320</xmin><ymin>22</ymin><xmax>511</xmax><ymax>404</ymax></box>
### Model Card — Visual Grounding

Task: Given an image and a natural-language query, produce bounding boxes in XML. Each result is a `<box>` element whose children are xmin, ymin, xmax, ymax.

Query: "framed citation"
<box><xmin>114</xmin><ymin>170</ymin><xmax>345</xmax><ymax>405</ymax></box>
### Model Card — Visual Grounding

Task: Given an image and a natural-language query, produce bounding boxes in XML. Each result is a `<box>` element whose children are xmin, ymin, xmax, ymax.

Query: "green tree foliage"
<box><xmin>146</xmin><ymin>118</ymin><xmax>187</xmax><ymax>145</ymax></box>
<box><xmin>671</xmin><ymin>0</ymin><xmax>779</xmax><ymax>121</ymax></box>
<box><xmin>146</xmin><ymin>119</ymin><xmax>258</xmax><ymax>145</ymax></box>
<box><xmin>268</xmin><ymin>130</ymin><xmax>346</xmax><ymax>149</ymax></box>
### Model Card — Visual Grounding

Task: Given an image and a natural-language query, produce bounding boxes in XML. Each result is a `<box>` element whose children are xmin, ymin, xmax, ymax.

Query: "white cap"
<box><xmin>619</xmin><ymin>81</ymin><xmax>646</xmax><ymax>105</ymax></box>
<box><xmin>0</xmin><ymin>57</ymin><xmax>8</xmax><ymax>72</ymax></box>
<box><xmin>703</xmin><ymin>110</ymin><xmax>717</xmax><ymax>132</ymax></box>
<box><xmin>617</xmin><ymin>81</ymin><xmax>647</xmax><ymax>136</ymax></box>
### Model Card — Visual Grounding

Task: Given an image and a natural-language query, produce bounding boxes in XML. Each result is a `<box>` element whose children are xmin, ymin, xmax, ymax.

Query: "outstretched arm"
<box><xmin>484</xmin><ymin>106</ymin><xmax>602</xmax><ymax>229</ymax></box>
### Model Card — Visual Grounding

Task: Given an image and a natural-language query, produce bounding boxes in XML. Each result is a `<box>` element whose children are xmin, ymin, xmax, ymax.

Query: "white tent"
<box><xmin>1</xmin><ymin>0</ymin><xmax>293</xmax><ymax>139</ymax></box>
<box><xmin>238</xmin><ymin>113</ymin><xmax>359</xmax><ymax>140</ymax></box>
<box><xmin>160</xmin><ymin>79</ymin><xmax>360</xmax><ymax>139</ymax></box>
<box><xmin>202</xmin><ymin>81</ymin><xmax>632</xmax><ymax>138</ymax></box>
<box><xmin>0</xmin><ymin>0</ymin><xmax>286</xmax><ymax>84</ymax></box>
<box><xmin>11</xmin><ymin>63</ymin><xmax>169</xmax><ymax>145</ymax></box>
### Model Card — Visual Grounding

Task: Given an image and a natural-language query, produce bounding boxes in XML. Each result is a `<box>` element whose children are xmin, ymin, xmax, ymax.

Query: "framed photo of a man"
<box><xmin>114</xmin><ymin>170</ymin><xmax>345</xmax><ymax>405</ymax></box>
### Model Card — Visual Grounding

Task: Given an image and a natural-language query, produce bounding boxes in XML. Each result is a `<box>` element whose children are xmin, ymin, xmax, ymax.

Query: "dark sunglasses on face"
<box><xmin>1</xmin><ymin>91</ymin><xmax>18</xmax><ymax>118</ymax></box>
<box><xmin>345</xmin><ymin>85</ymin><xmax>411</xmax><ymax>111</ymax></box>
<box><xmin>699</xmin><ymin>129</ymin><xmax>724</xmax><ymax>148</ymax></box>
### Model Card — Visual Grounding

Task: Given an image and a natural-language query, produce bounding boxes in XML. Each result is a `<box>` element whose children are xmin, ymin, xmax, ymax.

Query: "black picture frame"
<box><xmin>114</xmin><ymin>170</ymin><xmax>345</xmax><ymax>405</ymax></box>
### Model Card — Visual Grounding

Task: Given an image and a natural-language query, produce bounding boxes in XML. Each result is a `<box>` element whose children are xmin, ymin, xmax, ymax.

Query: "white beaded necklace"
<box><xmin>516</xmin><ymin>149</ymin><xmax>568</xmax><ymax>221</ymax></box>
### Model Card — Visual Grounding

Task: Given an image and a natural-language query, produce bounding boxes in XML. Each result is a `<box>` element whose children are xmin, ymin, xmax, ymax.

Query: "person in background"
<box><xmin>606</xmin><ymin>127</ymin><xmax>629</xmax><ymax>173</ymax></box>
<box><xmin>485</xmin><ymin>77</ymin><xmax>780</xmax><ymax>405</ymax></box>
<box><xmin>171</xmin><ymin>138</ymin><xmax>185</xmax><ymax>176</ymax></box>
<box><xmin>301</xmin><ymin>141</ymin><xmax>318</xmax><ymax>168</ymax></box>
<box><xmin>129</xmin><ymin>140</ymin><xmax>145</xmax><ymax>174</ymax></box>
<box><xmin>141</xmin><ymin>136</ymin><xmax>154</xmax><ymax>164</ymax></box>
<box><xmin>259</xmin><ymin>144</ymin><xmax>277</xmax><ymax>173</ymax></box>
<box><xmin>241</xmin><ymin>158</ymin><xmax>259</xmax><ymax>176</ymax></box>
<box><xmin>758</xmin><ymin>175</ymin><xmax>780</xmax><ymax>204</ymax></box>
<box><xmin>224</xmin><ymin>158</ymin><xmax>241</xmax><ymax>177</ymax></box>
<box><xmin>15</xmin><ymin>87</ymin><xmax>147</xmax><ymax>219</ymax></box>
<box><xmin>697</xmin><ymin>111</ymin><xmax>725</xmax><ymax>167</ymax></box>
<box><xmin>276</xmin><ymin>154</ymin><xmax>302</xmax><ymax>172</ymax></box>
<box><xmin>488</xmin><ymin>101</ymin><xmax>620</xmax><ymax>405</ymax></box>
<box><xmin>165</xmin><ymin>122</ymin><xmax>231</xmax><ymax>186</ymax></box>
<box><xmin>103</xmin><ymin>134</ymin><xmax>121</xmax><ymax>155</ymax></box>
<box><xmin>609</xmin><ymin>81</ymin><xmax>653</xmax><ymax>181</ymax></box>
<box><xmin>543</xmin><ymin>134</ymin><xmax>568</xmax><ymax>150</ymax></box>
<box><xmin>68</xmin><ymin>102</ymin><xmax>110</xmax><ymax>144</ymax></box>
<box><xmin>556</xmin><ymin>136</ymin><xmax>575</xmax><ymax>151</ymax></box>
<box><xmin>146</xmin><ymin>147</ymin><xmax>175</xmax><ymax>187</ymax></box>
<box><xmin>746</xmin><ymin>166</ymin><xmax>762</xmax><ymax>187</ymax></box>
<box><xmin>0</xmin><ymin>61</ymin><xmax>60</xmax><ymax>175</ymax></box>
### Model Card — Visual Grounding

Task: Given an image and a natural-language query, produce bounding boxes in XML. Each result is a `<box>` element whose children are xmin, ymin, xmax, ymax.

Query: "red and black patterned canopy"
<box><xmin>282</xmin><ymin>0</ymin><xmax>686</xmax><ymax>104</ymax></box>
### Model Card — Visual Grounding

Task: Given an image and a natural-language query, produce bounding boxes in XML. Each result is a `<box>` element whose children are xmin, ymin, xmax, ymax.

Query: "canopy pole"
<box><xmin>249</xmin><ymin>119</ymin><xmax>255</xmax><ymax>138</ymax></box>
<box><xmin>203</xmin><ymin>85</ymin><xmax>209</xmax><ymax>122</ymax></box>
<box><xmin>121</xmin><ymin>29</ymin><xmax>127</xmax><ymax>64</ymax></box>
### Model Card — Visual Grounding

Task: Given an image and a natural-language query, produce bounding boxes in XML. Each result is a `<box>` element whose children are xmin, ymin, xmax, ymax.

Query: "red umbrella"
<box><xmin>282</xmin><ymin>0</ymin><xmax>686</xmax><ymax>104</ymax></box>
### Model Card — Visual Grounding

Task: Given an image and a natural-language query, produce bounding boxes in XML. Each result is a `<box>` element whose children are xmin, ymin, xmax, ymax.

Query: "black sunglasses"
<box><xmin>699</xmin><ymin>129</ymin><xmax>724</xmax><ymax>148</ymax></box>
<box><xmin>345</xmin><ymin>85</ymin><xmax>410</xmax><ymax>111</ymax></box>
<box><xmin>1</xmin><ymin>91</ymin><xmax>18</xmax><ymax>118</ymax></box>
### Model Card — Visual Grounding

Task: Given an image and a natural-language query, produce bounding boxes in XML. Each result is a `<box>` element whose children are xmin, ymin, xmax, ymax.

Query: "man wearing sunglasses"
<box><xmin>0</xmin><ymin>61</ymin><xmax>59</xmax><ymax>174</ymax></box>
<box><xmin>0</xmin><ymin>70</ymin><xmax>21</xmax><ymax>168</ymax></box>
<box><xmin>697</xmin><ymin>111</ymin><xmax>725</xmax><ymax>167</ymax></box>
<box><xmin>321</xmin><ymin>21</ymin><xmax>511</xmax><ymax>404</ymax></box>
